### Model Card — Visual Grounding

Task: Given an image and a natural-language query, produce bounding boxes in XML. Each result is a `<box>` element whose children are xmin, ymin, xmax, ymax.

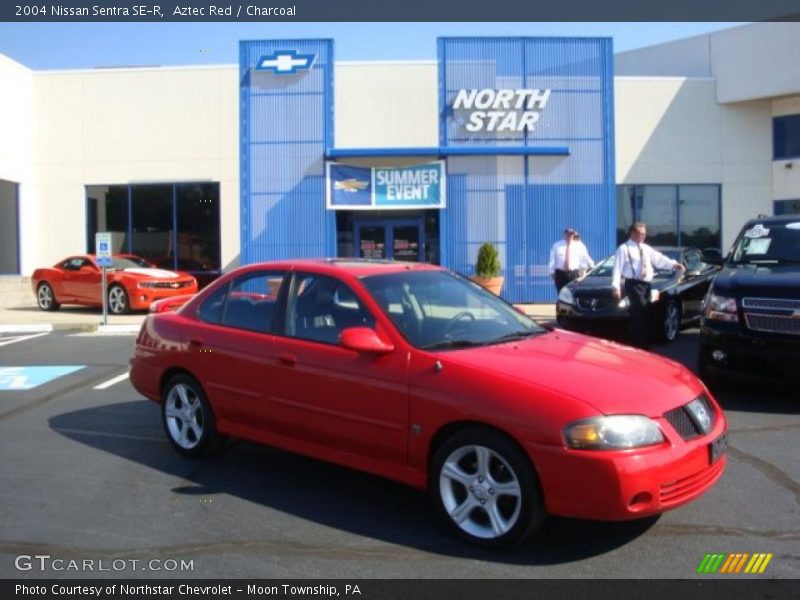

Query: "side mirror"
<box><xmin>340</xmin><ymin>327</ymin><xmax>394</xmax><ymax>355</ymax></box>
<box><xmin>701</xmin><ymin>249</ymin><xmax>723</xmax><ymax>266</ymax></box>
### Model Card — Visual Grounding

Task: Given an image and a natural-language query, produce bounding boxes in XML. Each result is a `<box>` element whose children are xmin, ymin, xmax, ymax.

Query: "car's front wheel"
<box><xmin>107</xmin><ymin>284</ymin><xmax>130</xmax><ymax>314</ymax></box>
<box><xmin>430</xmin><ymin>428</ymin><xmax>545</xmax><ymax>548</ymax></box>
<box><xmin>659</xmin><ymin>299</ymin><xmax>681</xmax><ymax>342</ymax></box>
<box><xmin>37</xmin><ymin>283</ymin><xmax>60</xmax><ymax>311</ymax></box>
<box><xmin>161</xmin><ymin>374</ymin><xmax>224</xmax><ymax>458</ymax></box>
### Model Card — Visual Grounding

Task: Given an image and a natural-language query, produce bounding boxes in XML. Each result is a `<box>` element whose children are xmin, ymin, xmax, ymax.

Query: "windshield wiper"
<box><xmin>421</xmin><ymin>339</ymin><xmax>484</xmax><ymax>351</ymax></box>
<box><xmin>485</xmin><ymin>331</ymin><xmax>539</xmax><ymax>345</ymax></box>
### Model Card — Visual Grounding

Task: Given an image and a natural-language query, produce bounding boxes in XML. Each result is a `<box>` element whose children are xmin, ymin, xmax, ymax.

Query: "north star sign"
<box><xmin>452</xmin><ymin>88</ymin><xmax>552</xmax><ymax>132</ymax></box>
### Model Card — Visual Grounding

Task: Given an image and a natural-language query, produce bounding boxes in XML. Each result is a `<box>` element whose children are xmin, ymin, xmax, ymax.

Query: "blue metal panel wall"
<box><xmin>240</xmin><ymin>40</ymin><xmax>335</xmax><ymax>265</ymax></box>
<box><xmin>439</xmin><ymin>37</ymin><xmax>615</xmax><ymax>302</ymax></box>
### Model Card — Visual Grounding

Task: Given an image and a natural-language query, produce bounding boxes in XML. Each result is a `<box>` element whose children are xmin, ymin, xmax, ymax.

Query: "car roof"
<box><xmin>742</xmin><ymin>215</ymin><xmax>800</xmax><ymax>227</ymax></box>
<box><xmin>236</xmin><ymin>259</ymin><xmax>445</xmax><ymax>278</ymax></box>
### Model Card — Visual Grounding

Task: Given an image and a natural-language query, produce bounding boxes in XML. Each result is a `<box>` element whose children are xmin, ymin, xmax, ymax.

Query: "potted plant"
<box><xmin>471</xmin><ymin>242</ymin><xmax>504</xmax><ymax>296</ymax></box>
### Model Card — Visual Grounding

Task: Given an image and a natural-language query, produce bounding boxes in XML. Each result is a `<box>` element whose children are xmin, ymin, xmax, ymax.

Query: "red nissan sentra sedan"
<box><xmin>130</xmin><ymin>259</ymin><xmax>727</xmax><ymax>548</ymax></box>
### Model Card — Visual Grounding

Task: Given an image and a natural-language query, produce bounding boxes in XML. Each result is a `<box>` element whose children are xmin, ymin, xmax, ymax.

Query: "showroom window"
<box><xmin>0</xmin><ymin>179</ymin><xmax>20</xmax><ymax>274</ymax></box>
<box><xmin>616</xmin><ymin>184</ymin><xmax>721</xmax><ymax>249</ymax></box>
<box><xmin>774</xmin><ymin>199</ymin><xmax>800</xmax><ymax>216</ymax></box>
<box><xmin>773</xmin><ymin>114</ymin><xmax>800</xmax><ymax>160</ymax></box>
<box><xmin>86</xmin><ymin>183</ymin><xmax>221</xmax><ymax>286</ymax></box>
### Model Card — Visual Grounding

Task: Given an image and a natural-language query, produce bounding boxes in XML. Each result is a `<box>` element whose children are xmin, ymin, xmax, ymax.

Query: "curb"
<box><xmin>0</xmin><ymin>324</ymin><xmax>54</xmax><ymax>333</ymax></box>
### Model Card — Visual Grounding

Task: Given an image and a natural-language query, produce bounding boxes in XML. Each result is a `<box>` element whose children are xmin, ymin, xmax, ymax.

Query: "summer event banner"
<box><xmin>326</xmin><ymin>161</ymin><xmax>446</xmax><ymax>210</ymax></box>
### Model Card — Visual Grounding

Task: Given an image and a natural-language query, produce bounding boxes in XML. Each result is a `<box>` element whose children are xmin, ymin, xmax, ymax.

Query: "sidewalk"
<box><xmin>0</xmin><ymin>301</ymin><xmax>555</xmax><ymax>333</ymax></box>
<box><xmin>0</xmin><ymin>303</ymin><xmax>145</xmax><ymax>333</ymax></box>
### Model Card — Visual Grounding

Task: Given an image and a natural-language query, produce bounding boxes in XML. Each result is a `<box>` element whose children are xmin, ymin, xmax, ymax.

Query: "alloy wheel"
<box><xmin>438</xmin><ymin>444</ymin><xmax>523</xmax><ymax>540</ymax></box>
<box><xmin>164</xmin><ymin>382</ymin><xmax>205</xmax><ymax>450</ymax></box>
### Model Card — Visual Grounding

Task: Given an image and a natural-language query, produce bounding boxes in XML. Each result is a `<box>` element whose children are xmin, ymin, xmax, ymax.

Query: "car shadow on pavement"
<box><xmin>48</xmin><ymin>400</ymin><xmax>658</xmax><ymax>565</ymax></box>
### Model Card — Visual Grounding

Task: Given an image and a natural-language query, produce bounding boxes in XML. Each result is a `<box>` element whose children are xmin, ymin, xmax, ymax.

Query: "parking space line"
<box><xmin>0</xmin><ymin>332</ymin><xmax>50</xmax><ymax>348</ymax></box>
<box><xmin>93</xmin><ymin>372</ymin><xmax>130</xmax><ymax>390</ymax></box>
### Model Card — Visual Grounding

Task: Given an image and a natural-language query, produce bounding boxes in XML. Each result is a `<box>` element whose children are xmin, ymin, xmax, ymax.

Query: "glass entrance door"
<box><xmin>355</xmin><ymin>218</ymin><xmax>423</xmax><ymax>262</ymax></box>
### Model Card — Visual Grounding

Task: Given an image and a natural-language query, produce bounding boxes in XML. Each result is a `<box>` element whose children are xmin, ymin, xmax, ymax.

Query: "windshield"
<box><xmin>588</xmin><ymin>249</ymin><xmax>682</xmax><ymax>278</ymax></box>
<box><xmin>109</xmin><ymin>256</ymin><xmax>154</xmax><ymax>270</ymax></box>
<box><xmin>730</xmin><ymin>223</ymin><xmax>800</xmax><ymax>265</ymax></box>
<box><xmin>361</xmin><ymin>270</ymin><xmax>544</xmax><ymax>350</ymax></box>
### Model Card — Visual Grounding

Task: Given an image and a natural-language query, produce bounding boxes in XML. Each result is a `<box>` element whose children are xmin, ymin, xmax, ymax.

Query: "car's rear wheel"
<box><xmin>659</xmin><ymin>299</ymin><xmax>681</xmax><ymax>342</ymax></box>
<box><xmin>37</xmin><ymin>283</ymin><xmax>60</xmax><ymax>311</ymax></box>
<box><xmin>430</xmin><ymin>428</ymin><xmax>544</xmax><ymax>548</ymax></box>
<box><xmin>108</xmin><ymin>284</ymin><xmax>130</xmax><ymax>314</ymax></box>
<box><xmin>161</xmin><ymin>374</ymin><xmax>224</xmax><ymax>458</ymax></box>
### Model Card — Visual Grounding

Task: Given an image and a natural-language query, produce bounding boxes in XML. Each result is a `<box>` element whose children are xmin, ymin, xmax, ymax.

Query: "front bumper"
<box><xmin>699</xmin><ymin>321</ymin><xmax>800</xmax><ymax>380</ymax></box>
<box><xmin>128</xmin><ymin>284</ymin><xmax>198</xmax><ymax>310</ymax></box>
<box><xmin>556</xmin><ymin>301</ymin><xmax>629</xmax><ymax>334</ymax></box>
<box><xmin>527</xmin><ymin>414</ymin><xmax>727</xmax><ymax>521</ymax></box>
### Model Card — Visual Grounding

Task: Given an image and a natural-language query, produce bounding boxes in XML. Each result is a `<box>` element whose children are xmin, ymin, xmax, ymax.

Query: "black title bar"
<box><xmin>2</xmin><ymin>1</ymin><xmax>800</xmax><ymax>22</ymax></box>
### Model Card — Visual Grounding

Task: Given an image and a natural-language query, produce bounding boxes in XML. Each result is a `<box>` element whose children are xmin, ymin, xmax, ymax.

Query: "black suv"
<box><xmin>699</xmin><ymin>215</ymin><xmax>800</xmax><ymax>382</ymax></box>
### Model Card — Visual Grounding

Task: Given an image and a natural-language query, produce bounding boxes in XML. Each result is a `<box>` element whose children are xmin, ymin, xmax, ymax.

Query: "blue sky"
<box><xmin>0</xmin><ymin>22</ymin><xmax>743</xmax><ymax>69</ymax></box>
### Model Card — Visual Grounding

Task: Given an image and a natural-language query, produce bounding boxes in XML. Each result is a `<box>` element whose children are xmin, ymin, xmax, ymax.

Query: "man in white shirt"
<box><xmin>611</xmin><ymin>222</ymin><xmax>685</xmax><ymax>349</ymax></box>
<box><xmin>548</xmin><ymin>228</ymin><xmax>595</xmax><ymax>293</ymax></box>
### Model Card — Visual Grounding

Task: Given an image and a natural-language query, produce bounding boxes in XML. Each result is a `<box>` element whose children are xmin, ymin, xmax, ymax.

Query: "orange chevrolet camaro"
<box><xmin>32</xmin><ymin>254</ymin><xmax>198</xmax><ymax>314</ymax></box>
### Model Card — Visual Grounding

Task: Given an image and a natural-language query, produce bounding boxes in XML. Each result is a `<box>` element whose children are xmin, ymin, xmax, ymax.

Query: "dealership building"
<box><xmin>1</xmin><ymin>22</ymin><xmax>798</xmax><ymax>302</ymax></box>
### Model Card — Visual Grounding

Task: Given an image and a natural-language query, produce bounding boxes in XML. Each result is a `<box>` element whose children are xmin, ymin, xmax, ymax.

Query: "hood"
<box><xmin>570</xmin><ymin>273</ymin><xmax>677</xmax><ymax>295</ymax></box>
<box><xmin>713</xmin><ymin>264</ymin><xmax>800</xmax><ymax>295</ymax></box>
<box><xmin>442</xmin><ymin>330</ymin><xmax>702</xmax><ymax>417</ymax></box>
<box><xmin>121</xmin><ymin>268</ymin><xmax>182</xmax><ymax>280</ymax></box>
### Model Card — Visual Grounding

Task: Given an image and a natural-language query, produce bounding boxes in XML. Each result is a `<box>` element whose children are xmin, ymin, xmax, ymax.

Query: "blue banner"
<box><xmin>327</xmin><ymin>164</ymin><xmax>371</xmax><ymax>208</ymax></box>
<box><xmin>326</xmin><ymin>161</ymin><xmax>446</xmax><ymax>210</ymax></box>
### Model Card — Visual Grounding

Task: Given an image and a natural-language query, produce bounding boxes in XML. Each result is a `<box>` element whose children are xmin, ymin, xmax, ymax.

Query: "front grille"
<box><xmin>660</xmin><ymin>459</ymin><xmax>725</xmax><ymax>506</ymax></box>
<box><xmin>744</xmin><ymin>314</ymin><xmax>800</xmax><ymax>335</ymax></box>
<box><xmin>145</xmin><ymin>281</ymin><xmax>193</xmax><ymax>289</ymax></box>
<box><xmin>663</xmin><ymin>395</ymin><xmax>715</xmax><ymax>441</ymax></box>
<box><xmin>742</xmin><ymin>297</ymin><xmax>800</xmax><ymax>310</ymax></box>
<box><xmin>576</xmin><ymin>296</ymin><xmax>616</xmax><ymax>311</ymax></box>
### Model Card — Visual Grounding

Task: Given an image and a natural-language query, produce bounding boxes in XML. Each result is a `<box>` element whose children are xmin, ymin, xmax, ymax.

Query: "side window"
<box><xmin>286</xmin><ymin>274</ymin><xmax>375</xmax><ymax>345</ymax></box>
<box><xmin>62</xmin><ymin>258</ymin><xmax>83</xmax><ymax>271</ymax></box>
<box><xmin>197</xmin><ymin>283</ymin><xmax>229</xmax><ymax>325</ymax></box>
<box><xmin>197</xmin><ymin>271</ymin><xmax>286</xmax><ymax>333</ymax></box>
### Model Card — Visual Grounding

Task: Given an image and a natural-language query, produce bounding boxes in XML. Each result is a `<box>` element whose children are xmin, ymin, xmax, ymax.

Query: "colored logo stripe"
<box><xmin>697</xmin><ymin>553</ymin><xmax>773</xmax><ymax>574</ymax></box>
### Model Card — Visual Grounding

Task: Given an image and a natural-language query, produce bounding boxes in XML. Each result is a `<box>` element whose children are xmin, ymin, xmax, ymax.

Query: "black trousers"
<box><xmin>554</xmin><ymin>269</ymin><xmax>580</xmax><ymax>292</ymax></box>
<box><xmin>624</xmin><ymin>279</ymin><xmax>652</xmax><ymax>349</ymax></box>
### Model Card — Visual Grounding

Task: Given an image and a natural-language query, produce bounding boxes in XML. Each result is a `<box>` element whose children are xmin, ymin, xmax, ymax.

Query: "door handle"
<box><xmin>278</xmin><ymin>352</ymin><xmax>296</xmax><ymax>366</ymax></box>
<box><xmin>188</xmin><ymin>338</ymin><xmax>203</xmax><ymax>348</ymax></box>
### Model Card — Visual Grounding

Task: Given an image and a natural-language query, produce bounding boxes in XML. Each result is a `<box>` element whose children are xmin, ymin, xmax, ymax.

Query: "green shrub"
<box><xmin>475</xmin><ymin>242</ymin><xmax>501</xmax><ymax>278</ymax></box>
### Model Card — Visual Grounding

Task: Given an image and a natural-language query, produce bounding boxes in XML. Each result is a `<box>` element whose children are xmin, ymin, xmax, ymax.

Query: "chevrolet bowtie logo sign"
<box><xmin>255</xmin><ymin>50</ymin><xmax>317</xmax><ymax>75</ymax></box>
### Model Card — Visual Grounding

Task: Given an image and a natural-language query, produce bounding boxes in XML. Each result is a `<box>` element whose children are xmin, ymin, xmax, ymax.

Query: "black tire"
<box><xmin>430</xmin><ymin>428</ymin><xmax>545</xmax><ymax>548</ymax></box>
<box><xmin>107</xmin><ymin>284</ymin><xmax>130</xmax><ymax>315</ymax></box>
<box><xmin>36</xmin><ymin>282</ymin><xmax>60</xmax><ymax>311</ymax></box>
<box><xmin>658</xmin><ymin>299</ymin><xmax>681</xmax><ymax>343</ymax></box>
<box><xmin>161</xmin><ymin>374</ymin><xmax>225</xmax><ymax>458</ymax></box>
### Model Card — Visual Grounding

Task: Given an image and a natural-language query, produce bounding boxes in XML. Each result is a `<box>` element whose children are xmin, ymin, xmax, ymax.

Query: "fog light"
<box><xmin>711</xmin><ymin>350</ymin><xmax>726</xmax><ymax>362</ymax></box>
<box><xmin>628</xmin><ymin>492</ymin><xmax>653</xmax><ymax>511</ymax></box>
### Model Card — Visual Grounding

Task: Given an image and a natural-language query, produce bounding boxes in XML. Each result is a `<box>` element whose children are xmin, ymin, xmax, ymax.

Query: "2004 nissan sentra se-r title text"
<box><xmin>129</xmin><ymin>259</ymin><xmax>727</xmax><ymax>548</ymax></box>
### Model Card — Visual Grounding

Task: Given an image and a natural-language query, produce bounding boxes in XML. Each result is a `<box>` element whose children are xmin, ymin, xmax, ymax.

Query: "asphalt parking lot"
<box><xmin>0</xmin><ymin>327</ymin><xmax>798</xmax><ymax>579</ymax></box>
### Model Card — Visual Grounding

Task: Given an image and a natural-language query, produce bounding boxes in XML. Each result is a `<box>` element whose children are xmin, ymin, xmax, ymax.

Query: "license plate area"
<box><xmin>709</xmin><ymin>432</ymin><xmax>728</xmax><ymax>464</ymax></box>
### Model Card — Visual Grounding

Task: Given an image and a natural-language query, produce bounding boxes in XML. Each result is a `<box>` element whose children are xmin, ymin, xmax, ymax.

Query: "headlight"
<box><xmin>138</xmin><ymin>281</ymin><xmax>159</xmax><ymax>289</ymax></box>
<box><xmin>703</xmin><ymin>293</ymin><xmax>738</xmax><ymax>322</ymax></box>
<box><xmin>685</xmin><ymin>397</ymin><xmax>714</xmax><ymax>434</ymax></box>
<box><xmin>558</xmin><ymin>286</ymin><xmax>574</xmax><ymax>305</ymax></box>
<box><xmin>564</xmin><ymin>415</ymin><xmax>664</xmax><ymax>450</ymax></box>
